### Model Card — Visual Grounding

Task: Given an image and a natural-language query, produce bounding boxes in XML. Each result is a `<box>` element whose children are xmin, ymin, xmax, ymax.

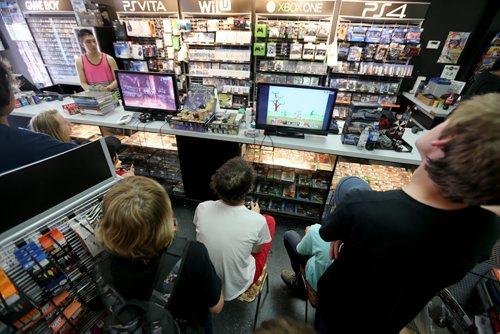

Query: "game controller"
<box><xmin>117</xmin><ymin>114</ymin><xmax>133</xmax><ymax>125</ymax></box>
<box><xmin>246</xmin><ymin>201</ymin><xmax>254</xmax><ymax>210</ymax></box>
<box><xmin>138</xmin><ymin>113</ymin><xmax>152</xmax><ymax>123</ymax></box>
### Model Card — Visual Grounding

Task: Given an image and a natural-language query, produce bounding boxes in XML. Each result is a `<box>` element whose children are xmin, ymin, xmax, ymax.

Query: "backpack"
<box><xmin>95</xmin><ymin>238</ymin><xmax>190</xmax><ymax>334</ymax></box>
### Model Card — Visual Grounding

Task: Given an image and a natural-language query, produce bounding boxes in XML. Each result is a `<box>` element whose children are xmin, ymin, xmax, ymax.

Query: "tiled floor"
<box><xmin>172</xmin><ymin>198</ymin><xmax>313</xmax><ymax>333</ymax></box>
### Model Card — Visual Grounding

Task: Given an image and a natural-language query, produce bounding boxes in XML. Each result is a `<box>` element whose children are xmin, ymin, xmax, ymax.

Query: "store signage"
<box><xmin>18</xmin><ymin>0</ymin><xmax>72</xmax><ymax>12</ymax></box>
<box><xmin>114</xmin><ymin>0</ymin><xmax>177</xmax><ymax>12</ymax></box>
<box><xmin>180</xmin><ymin>0</ymin><xmax>251</xmax><ymax>13</ymax></box>
<box><xmin>339</xmin><ymin>1</ymin><xmax>429</xmax><ymax>20</ymax></box>
<box><xmin>255</xmin><ymin>0</ymin><xmax>336</xmax><ymax>15</ymax></box>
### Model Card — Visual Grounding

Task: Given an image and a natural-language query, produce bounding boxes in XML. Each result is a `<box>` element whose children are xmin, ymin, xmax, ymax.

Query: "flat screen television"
<box><xmin>255</xmin><ymin>83</ymin><xmax>337</xmax><ymax>138</ymax></box>
<box><xmin>115</xmin><ymin>70</ymin><xmax>179</xmax><ymax>118</ymax></box>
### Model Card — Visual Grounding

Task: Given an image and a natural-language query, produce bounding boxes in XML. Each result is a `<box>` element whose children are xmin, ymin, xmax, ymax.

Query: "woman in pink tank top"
<box><xmin>76</xmin><ymin>29</ymin><xmax>118</xmax><ymax>92</ymax></box>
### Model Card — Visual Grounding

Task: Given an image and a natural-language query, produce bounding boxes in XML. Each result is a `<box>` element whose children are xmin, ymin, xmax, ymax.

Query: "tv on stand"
<box><xmin>115</xmin><ymin>70</ymin><xmax>180</xmax><ymax>121</ymax></box>
<box><xmin>255</xmin><ymin>83</ymin><xmax>337</xmax><ymax>138</ymax></box>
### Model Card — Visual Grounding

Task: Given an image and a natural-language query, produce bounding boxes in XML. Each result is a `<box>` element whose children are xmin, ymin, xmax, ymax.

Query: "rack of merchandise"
<box><xmin>24</xmin><ymin>14</ymin><xmax>81</xmax><ymax>84</ymax></box>
<box><xmin>181</xmin><ymin>14</ymin><xmax>252</xmax><ymax>110</ymax></box>
<box><xmin>472</xmin><ymin>32</ymin><xmax>500</xmax><ymax>75</ymax></box>
<box><xmin>253</xmin><ymin>14</ymin><xmax>332</xmax><ymax>89</ymax></box>
<box><xmin>0</xmin><ymin>195</ymin><xmax>106</xmax><ymax>333</ymax></box>
<box><xmin>115</xmin><ymin>13</ymin><xmax>185</xmax><ymax>89</ymax></box>
<box><xmin>329</xmin><ymin>1</ymin><xmax>429</xmax><ymax>118</ymax></box>
<box><xmin>242</xmin><ymin>144</ymin><xmax>337</xmax><ymax>221</ymax></box>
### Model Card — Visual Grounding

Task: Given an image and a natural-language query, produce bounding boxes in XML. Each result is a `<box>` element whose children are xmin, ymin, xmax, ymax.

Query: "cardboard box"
<box><xmin>417</xmin><ymin>93</ymin><xmax>437</xmax><ymax>106</ymax></box>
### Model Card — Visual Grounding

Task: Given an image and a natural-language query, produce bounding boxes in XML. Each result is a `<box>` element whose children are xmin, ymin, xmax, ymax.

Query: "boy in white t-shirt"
<box><xmin>194</xmin><ymin>157</ymin><xmax>275</xmax><ymax>301</ymax></box>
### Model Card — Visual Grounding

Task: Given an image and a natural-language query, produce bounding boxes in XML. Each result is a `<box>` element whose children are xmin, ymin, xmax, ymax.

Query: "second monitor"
<box><xmin>255</xmin><ymin>83</ymin><xmax>337</xmax><ymax>138</ymax></box>
<box><xmin>115</xmin><ymin>70</ymin><xmax>180</xmax><ymax>120</ymax></box>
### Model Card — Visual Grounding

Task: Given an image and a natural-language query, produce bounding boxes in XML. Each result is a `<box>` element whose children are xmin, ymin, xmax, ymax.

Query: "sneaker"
<box><xmin>281</xmin><ymin>270</ymin><xmax>306</xmax><ymax>299</ymax></box>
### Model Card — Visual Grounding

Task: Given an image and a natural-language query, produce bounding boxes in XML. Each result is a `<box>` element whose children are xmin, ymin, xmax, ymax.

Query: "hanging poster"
<box><xmin>437</xmin><ymin>31</ymin><xmax>470</xmax><ymax>64</ymax></box>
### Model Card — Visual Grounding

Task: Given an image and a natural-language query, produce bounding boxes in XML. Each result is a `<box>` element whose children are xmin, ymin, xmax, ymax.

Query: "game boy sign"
<box><xmin>255</xmin><ymin>0</ymin><xmax>336</xmax><ymax>16</ymax></box>
<box><xmin>19</xmin><ymin>0</ymin><xmax>73</xmax><ymax>12</ymax></box>
<box><xmin>339</xmin><ymin>1</ymin><xmax>429</xmax><ymax>20</ymax></box>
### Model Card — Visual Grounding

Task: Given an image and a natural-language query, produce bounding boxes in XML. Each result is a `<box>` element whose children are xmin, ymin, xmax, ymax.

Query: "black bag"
<box><xmin>95</xmin><ymin>238</ymin><xmax>189</xmax><ymax>334</ymax></box>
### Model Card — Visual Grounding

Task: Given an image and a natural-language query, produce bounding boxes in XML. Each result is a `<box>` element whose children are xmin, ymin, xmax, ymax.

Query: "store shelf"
<box><xmin>335</xmin><ymin>101</ymin><xmax>400</xmax><ymax>108</ymax></box>
<box><xmin>189</xmin><ymin>59</ymin><xmax>251</xmax><ymax>63</ymax></box>
<box><xmin>254</xmin><ymin>191</ymin><xmax>324</xmax><ymax>205</ymax></box>
<box><xmin>402</xmin><ymin>92</ymin><xmax>452</xmax><ymax>118</ymax></box>
<box><xmin>331</xmin><ymin>71</ymin><xmax>411</xmax><ymax>79</ymax></box>
<box><xmin>260</xmin><ymin>207</ymin><xmax>320</xmax><ymax>221</ymax></box>
<box><xmin>257</xmin><ymin>69</ymin><xmax>327</xmax><ymax>76</ymax></box>
<box><xmin>186</xmin><ymin>74</ymin><xmax>251</xmax><ymax>80</ymax></box>
<box><xmin>337</xmin><ymin>89</ymin><xmax>397</xmax><ymax>95</ymax></box>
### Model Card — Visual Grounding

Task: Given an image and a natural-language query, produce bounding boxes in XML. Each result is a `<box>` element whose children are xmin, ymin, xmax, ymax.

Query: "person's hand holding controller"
<box><xmin>251</xmin><ymin>201</ymin><xmax>260</xmax><ymax>213</ymax></box>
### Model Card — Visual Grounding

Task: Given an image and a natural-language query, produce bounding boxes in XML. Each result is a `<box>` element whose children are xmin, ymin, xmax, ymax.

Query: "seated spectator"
<box><xmin>281</xmin><ymin>223</ymin><xmax>333</xmax><ymax>297</ymax></box>
<box><xmin>194</xmin><ymin>157</ymin><xmax>275</xmax><ymax>301</ymax></box>
<box><xmin>0</xmin><ymin>59</ymin><xmax>76</xmax><ymax>174</ymax></box>
<box><xmin>29</xmin><ymin>110</ymin><xmax>72</xmax><ymax>142</ymax></box>
<box><xmin>104</xmin><ymin>136</ymin><xmax>134</xmax><ymax>177</ymax></box>
<box><xmin>96</xmin><ymin>176</ymin><xmax>223</xmax><ymax>333</ymax></box>
<box><xmin>315</xmin><ymin>94</ymin><xmax>500</xmax><ymax>333</ymax></box>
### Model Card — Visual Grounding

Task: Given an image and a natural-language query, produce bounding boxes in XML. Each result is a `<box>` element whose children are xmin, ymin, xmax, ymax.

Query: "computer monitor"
<box><xmin>0</xmin><ymin>139</ymin><xmax>118</xmax><ymax>241</ymax></box>
<box><xmin>255</xmin><ymin>83</ymin><xmax>337</xmax><ymax>138</ymax></box>
<box><xmin>115</xmin><ymin>70</ymin><xmax>180</xmax><ymax>117</ymax></box>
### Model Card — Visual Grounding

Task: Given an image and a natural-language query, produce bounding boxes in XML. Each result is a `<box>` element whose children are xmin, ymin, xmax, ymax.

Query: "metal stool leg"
<box><xmin>305</xmin><ymin>294</ymin><xmax>308</xmax><ymax>323</ymax></box>
<box><xmin>254</xmin><ymin>290</ymin><xmax>262</xmax><ymax>330</ymax></box>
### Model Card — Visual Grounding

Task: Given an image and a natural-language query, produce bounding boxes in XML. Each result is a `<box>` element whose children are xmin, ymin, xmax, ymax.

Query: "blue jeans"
<box><xmin>284</xmin><ymin>230</ymin><xmax>311</xmax><ymax>275</ymax></box>
<box><xmin>334</xmin><ymin>176</ymin><xmax>372</xmax><ymax>206</ymax></box>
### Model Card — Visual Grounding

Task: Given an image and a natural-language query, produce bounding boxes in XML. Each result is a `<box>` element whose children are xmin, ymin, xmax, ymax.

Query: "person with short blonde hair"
<box><xmin>29</xmin><ymin>110</ymin><xmax>72</xmax><ymax>143</ymax></box>
<box><xmin>316</xmin><ymin>94</ymin><xmax>500</xmax><ymax>333</ymax></box>
<box><xmin>97</xmin><ymin>176</ymin><xmax>224</xmax><ymax>332</ymax></box>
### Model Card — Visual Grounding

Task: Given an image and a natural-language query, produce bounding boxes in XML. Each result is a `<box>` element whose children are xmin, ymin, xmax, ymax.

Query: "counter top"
<box><xmin>12</xmin><ymin>98</ymin><xmax>423</xmax><ymax>166</ymax></box>
<box><xmin>403</xmin><ymin>92</ymin><xmax>453</xmax><ymax>118</ymax></box>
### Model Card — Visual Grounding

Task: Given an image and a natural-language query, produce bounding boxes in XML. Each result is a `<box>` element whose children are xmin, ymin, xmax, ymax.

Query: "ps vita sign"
<box><xmin>115</xmin><ymin>0</ymin><xmax>177</xmax><ymax>12</ymax></box>
<box><xmin>256</xmin><ymin>0</ymin><xmax>335</xmax><ymax>15</ymax></box>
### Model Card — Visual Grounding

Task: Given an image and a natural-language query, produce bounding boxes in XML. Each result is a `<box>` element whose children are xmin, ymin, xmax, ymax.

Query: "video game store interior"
<box><xmin>1</xmin><ymin>0</ymin><xmax>500</xmax><ymax>332</ymax></box>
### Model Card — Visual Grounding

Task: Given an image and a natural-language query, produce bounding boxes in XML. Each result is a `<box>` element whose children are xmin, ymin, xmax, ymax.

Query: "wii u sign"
<box><xmin>256</xmin><ymin>0</ymin><xmax>335</xmax><ymax>15</ymax></box>
<box><xmin>198</xmin><ymin>0</ymin><xmax>231</xmax><ymax>13</ymax></box>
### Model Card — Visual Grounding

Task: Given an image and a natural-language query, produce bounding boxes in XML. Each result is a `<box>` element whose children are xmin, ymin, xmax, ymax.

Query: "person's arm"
<box><xmin>75</xmin><ymin>56</ymin><xmax>91</xmax><ymax>91</ymax></box>
<box><xmin>208</xmin><ymin>292</ymin><xmax>224</xmax><ymax>314</ymax></box>
<box><xmin>251</xmin><ymin>213</ymin><xmax>272</xmax><ymax>254</ymax></box>
<box><xmin>104</xmin><ymin>56</ymin><xmax>118</xmax><ymax>91</ymax></box>
<box><xmin>296</xmin><ymin>225</ymin><xmax>316</xmax><ymax>256</ymax></box>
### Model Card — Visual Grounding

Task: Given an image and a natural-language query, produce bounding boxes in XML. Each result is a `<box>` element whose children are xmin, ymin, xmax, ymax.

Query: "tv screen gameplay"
<box><xmin>256</xmin><ymin>84</ymin><xmax>336</xmax><ymax>135</ymax></box>
<box><xmin>116</xmin><ymin>71</ymin><xmax>179</xmax><ymax>113</ymax></box>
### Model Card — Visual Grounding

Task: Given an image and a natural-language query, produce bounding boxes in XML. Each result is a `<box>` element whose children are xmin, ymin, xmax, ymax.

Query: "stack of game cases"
<box><xmin>72</xmin><ymin>91</ymin><xmax>115</xmax><ymax>116</ymax></box>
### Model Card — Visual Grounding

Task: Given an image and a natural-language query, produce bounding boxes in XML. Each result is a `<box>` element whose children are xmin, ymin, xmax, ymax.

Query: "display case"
<box><xmin>242</xmin><ymin>144</ymin><xmax>336</xmax><ymax>221</ymax></box>
<box><xmin>25</xmin><ymin>14</ymin><xmax>81</xmax><ymax>84</ymax></box>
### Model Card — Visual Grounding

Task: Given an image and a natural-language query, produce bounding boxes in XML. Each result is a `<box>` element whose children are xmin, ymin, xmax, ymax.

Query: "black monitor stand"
<box><xmin>264</xmin><ymin>129</ymin><xmax>305</xmax><ymax>139</ymax></box>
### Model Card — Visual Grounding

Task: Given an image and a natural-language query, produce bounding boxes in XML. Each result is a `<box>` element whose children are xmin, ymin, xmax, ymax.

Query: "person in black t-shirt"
<box><xmin>96</xmin><ymin>176</ymin><xmax>224</xmax><ymax>333</ymax></box>
<box><xmin>316</xmin><ymin>93</ymin><xmax>500</xmax><ymax>334</ymax></box>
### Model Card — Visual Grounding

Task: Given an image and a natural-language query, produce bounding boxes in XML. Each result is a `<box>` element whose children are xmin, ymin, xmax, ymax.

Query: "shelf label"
<box><xmin>114</xmin><ymin>0</ymin><xmax>178</xmax><ymax>12</ymax></box>
<box><xmin>339</xmin><ymin>1</ymin><xmax>429</xmax><ymax>20</ymax></box>
<box><xmin>180</xmin><ymin>0</ymin><xmax>251</xmax><ymax>14</ymax></box>
<box><xmin>19</xmin><ymin>0</ymin><xmax>73</xmax><ymax>12</ymax></box>
<box><xmin>255</xmin><ymin>0</ymin><xmax>336</xmax><ymax>15</ymax></box>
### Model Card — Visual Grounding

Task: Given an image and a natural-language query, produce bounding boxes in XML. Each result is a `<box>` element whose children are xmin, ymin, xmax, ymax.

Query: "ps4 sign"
<box><xmin>19</xmin><ymin>0</ymin><xmax>72</xmax><ymax>12</ymax></box>
<box><xmin>180</xmin><ymin>0</ymin><xmax>251</xmax><ymax>14</ymax></box>
<box><xmin>339</xmin><ymin>1</ymin><xmax>429</xmax><ymax>20</ymax></box>
<box><xmin>114</xmin><ymin>0</ymin><xmax>177</xmax><ymax>12</ymax></box>
<box><xmin>255</xmin><ymin>0</ymin><xmax>336</xmax><ymax>15</ymax></box>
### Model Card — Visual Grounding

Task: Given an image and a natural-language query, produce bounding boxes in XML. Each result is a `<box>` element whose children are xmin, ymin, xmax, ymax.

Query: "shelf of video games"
<box><xmin>25</xmin><ymin>14</ymin><xmax>81</xmax><ymax>84</ymax></box>
<box><xmin>0</xmin><ymin>196</ymin><xmax>107</xmax><ymax>333</ymax></box>
<box><xmin>330</xmin><ymin>18</ymin><xmax>424</xmax><ymax>119</ymax></box>
<box><xmin>67</xmin><ymin>124</ymin><xmax>184</xmax><ymax>195</ymax></box>
<box><xmin>242</xmin><ymin>144</ymin><xmax>337</xmax><ymax>221</ymax></box>
<box><xmin>322</xmin><ymin>155</ymin><xmax>415</xmax><ymax>218</ymax></box>
<box><xmin>181</xmin><ymin>15</ymin><xmax>253</xmax><ymax>110</ymax></box>
<box><xmin>253</xmin><ymin>15</ymin><xmax>332</xmax><ymax>88</ymax></box>
<box><xmin>113</xmin><ymin>13</ymin><xmax>186</xmax><ymax>91</ymax></box>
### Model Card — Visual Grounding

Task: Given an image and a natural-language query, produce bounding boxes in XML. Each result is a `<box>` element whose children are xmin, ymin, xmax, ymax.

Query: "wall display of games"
<box><xmin>183</xmin><ymin>15</ymin><xmax>253</xmax><ymax>109</ymax></box>
<box><xmin>117</xmin><ymin>15</ymin><xmax>185</xmax><ymax>78</ymax></box>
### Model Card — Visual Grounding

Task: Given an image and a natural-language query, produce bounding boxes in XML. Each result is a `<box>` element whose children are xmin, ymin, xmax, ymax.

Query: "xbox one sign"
<box><xmin>256</xmin><ymin>0</ymin><xmax>335</xmax><ymax>15</ymax></box>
